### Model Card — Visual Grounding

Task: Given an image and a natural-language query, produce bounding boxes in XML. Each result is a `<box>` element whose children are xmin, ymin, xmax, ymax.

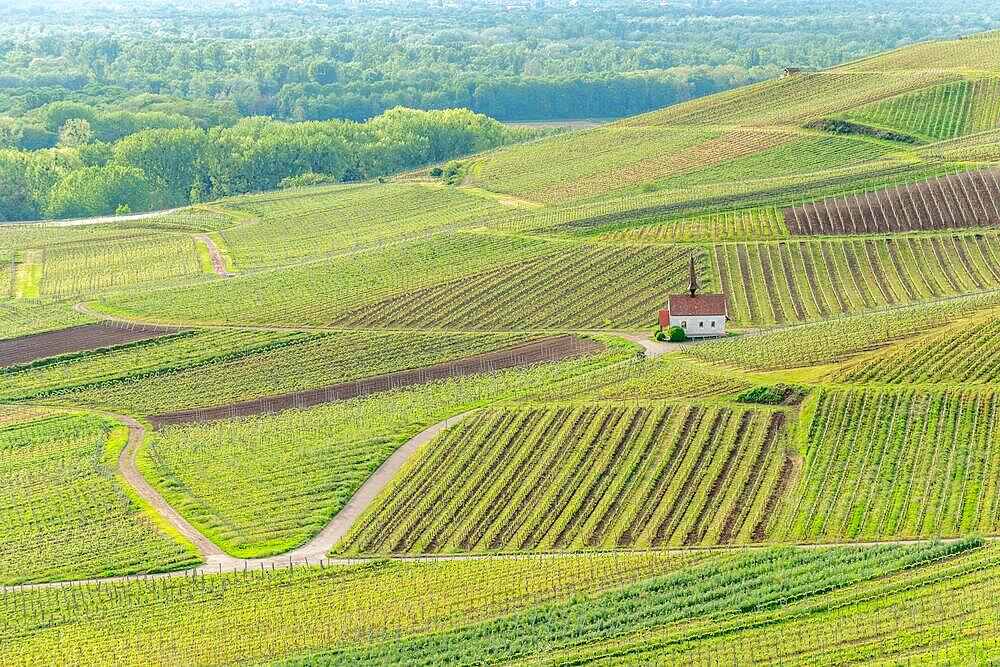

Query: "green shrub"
<box><xmin>653</xmin><ymin>327</ymin><xmax>667</xmax><ymax>342</ymax></box>
<box><xmin>737</xmin><ymin>383</ymin><xmax>807</xmax><ymax>405</ymax></box>
<box><xmin>805</xmin><ymin>118</ymin><xmax>918</xmax><ymax>144</ymax></box>
<box><xmin>442</xmin><ymin>160</ymin><xmax>467</xmax><ymax>184</ymax></box>
<box><xmin>667</xmin><ymin>326</ymin><xmax>687</xmax><ymax>342</ymax></box>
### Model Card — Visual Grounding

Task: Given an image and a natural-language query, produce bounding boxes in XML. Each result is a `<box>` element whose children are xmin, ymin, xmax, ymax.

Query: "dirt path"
<box><xmin>7</xmin><ymin>304</ymin><xmax>996</xmax><ymax>591</ymax></box>
<box><xmin>280</xmin><ymin>410</ymin><xmax>475</xmax><ymax>562</ymax></box>
<box><xmin>114</xmin><ymin>415</ymin><xmax>227</xmax><ymax>560</ymax></box>
<box><xmin>165</xmin><ymin>410</ymin><xmax>478</xmax><ymax>568</ymax></box>
<box><xmin>5</xmin><ymin>408</ymin><xmax>479</xmax><ymax>589</ymax></box>
<box><xmin>194</xmin><ymin>234</ymin><xmax>235</xmax><ymax>277</ymax></box>
<box><xmin>8</xmin><ymin>399</ymin><xmax>993</xmax><ymax>590</ymax></box>
<box><xmin>618</xmin><ymin>332</ymin><xmax>725</xmax><ymax>358</ymax></box>
<box><xmin>6</xmin><ymin>207</ymin><xmax>186</xmax><ymax>227</ymax></box>
<box><xmin>619</xmin><ymin>333</ymin><xmax>682</xmax><ymax>358</ymax></box>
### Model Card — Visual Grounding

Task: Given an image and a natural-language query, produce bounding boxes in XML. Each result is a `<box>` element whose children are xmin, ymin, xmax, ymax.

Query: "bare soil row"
<box><xmin>0</xmin><ymin>323</ymin><xmax>180</xmax><ymax>368</ymax></box>
<box><xmin>147</xmin><ymin>335</ymin><xmax>604</xmax><ymax>428</ymax></box>
<box><xmin>784</xmin><ymin>168</ymin><xmax>1000</xmax><ymax>235</ymax></box>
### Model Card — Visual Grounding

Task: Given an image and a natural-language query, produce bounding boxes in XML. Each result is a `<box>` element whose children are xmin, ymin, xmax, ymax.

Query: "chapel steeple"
<box><xmin>688</xmin><ymin>254</ymin><xmax>699</xmax><ymax>298</ymax></box>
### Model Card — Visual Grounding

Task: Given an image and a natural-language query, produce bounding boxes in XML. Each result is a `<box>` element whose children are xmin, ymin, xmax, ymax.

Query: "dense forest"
<box><xmin>1</xmin><ymin>0</ymin><xmax>993</xmax><ymax>130</ymax></box>
<box><xmin>0</xmin><ymin>107</ymin><xmax>536</xmax><ymax>221</ymax></box>
<box><xmin>0</xmin><ymin>0</ymin><xmax>995</xmax><ymax>220</ymax></box>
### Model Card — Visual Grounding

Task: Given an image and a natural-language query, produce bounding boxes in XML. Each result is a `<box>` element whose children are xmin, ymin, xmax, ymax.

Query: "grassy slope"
<box><xmin>4</xmin><ymin>28</ymin><xmax>1000</xmax><ymax>666</ymax></box>
<box><xmin>0</xmin><ymin>412</ymin><xmax>197</xmax><ymax>585</ymax></box>
<box><xmin>134</xmin><ymin>343</ymin><xmax>631</xmax><ymax>558</ymax></box>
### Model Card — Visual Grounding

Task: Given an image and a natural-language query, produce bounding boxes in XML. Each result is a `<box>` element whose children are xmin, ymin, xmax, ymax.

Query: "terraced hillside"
<box><xmin>841</xmin><ymin>78</ymin><xmax>1000</xmax><ymax>141</ymax></box>
<box><xmin>6</xmin><ymin>28</ymin><xmax>1000</xmax><ymax>667</ymax></box>
<box><xmin>20</xmin><ymin>329</ymin><xmax>549</xmax><ymax>415</ymax></box>
<box><xmin>686</xmin><ymin>291</ymin><xmax>1000</xmax><ymax>370</ymax></box>
<box><xmin>137</xmin><ymin>346</ymin><xmax>623</xmax><ymax>558</ymax></box>
<box><xmin>836</xmin><ymin>314</ymin><xmax>1000</xmax><ymax>384</ymax></box>
<box><xmin>774</xmin><ymin>387</ymin><xmax>1000</xmax><ymax>542</ymax></box>
<box><xmin>93</xmin><ymin>232</ymin><xmax>556</xmax><ymax>327</ymax></box>
<box><xmin>217</xmin><ymin>182</ymin><xmax>514</xmax><ymax>269</ymax></box>
<box><xmin>608</xmin><ymin>206</ymin><xmax>788</xmax><ymax>243</ymax></box>
<box><xmin>713</xmin><ymin>231</ymin><xmax>1000</xmax><ymax>324</ymax></box>
<box><xmin>339</xmin><ymin>403</ymin><xmax>792</xmax><ymax>554</ymax></box>
<box><xmin>785</xmin><ymin>168</ymin><xmax>1000</xmax><ymax>235</ymax></box>
<box><xmin>331</xmin><ymin>243</ymin><xmax>699</xmax><ymax>330</ymax></box>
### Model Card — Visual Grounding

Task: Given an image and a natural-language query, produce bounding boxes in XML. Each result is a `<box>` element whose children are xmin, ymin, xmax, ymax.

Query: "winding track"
<box><xmin>6</xmin><ymin>407</ymin><xmax>478</xmax><ymax>590</ymax></box>
<box><xmin>7</xmin><ymin>310</ymin><xmax>986</xmax><ymax>591</ymax></box>
<box><xmin>128</xmin><ymin>409</ymin><xmax>478</xmax><ymax>570</ymax></box>
<box><xmin>8</xmin><ymin>386</ymin><xmax>985</xmax><ymax>592</ymax></box>
<box><xmin>193</xmin><ymin>234</ymin><xmax>235</xmax><ymax>278</ymax></box>
<box><xmin>115</xmin><ymin>413</ymin><xmax>227</xmax><ymax>561</ymax></box>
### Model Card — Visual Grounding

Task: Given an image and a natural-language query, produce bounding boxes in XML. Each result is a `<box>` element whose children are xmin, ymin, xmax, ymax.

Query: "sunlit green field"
<box><xmin>5</xmin><ymin>28</ymin><xmax>1000</xmax><ymax>667</ymax></box>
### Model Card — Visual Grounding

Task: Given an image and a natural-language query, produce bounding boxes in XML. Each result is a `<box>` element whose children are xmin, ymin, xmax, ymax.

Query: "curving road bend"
<box><xmin>8</xmin><ymin>321</ymin><xmax>983</xmax><ymax>591</ymax></box>
<box><xmin>115</xmin><ymin>415</ymin><xmax>227</xmax><ymax>560</ymax></box>
<box><xmin>9</xmin><ymin>406</ymin><xmax>478</xmax><ymax>588</ymax></box>
<box><xmin>124</xmin><ymin>409</ymin><xmax>478</xmax><ymax>571</ymax></box>
<box><xmin>278</xmin><ymin>410</ymin><xmax>476</xmax><ymax>564</ymax></box>
<box><xmin>618</xmin><ymin>333</ymin><xmax>682</xmax><ymax>358</ymax></box>
<box><xmin>12</xmin><ymin>401</ymin><xmax>988</xmax><ymax>594</ymax></box>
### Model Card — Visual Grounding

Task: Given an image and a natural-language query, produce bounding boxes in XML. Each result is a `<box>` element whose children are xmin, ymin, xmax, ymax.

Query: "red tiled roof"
<box><xmin>667</xmin><ymin>294</ymin><xmax>727</xmax><ymax>317</ymax></box>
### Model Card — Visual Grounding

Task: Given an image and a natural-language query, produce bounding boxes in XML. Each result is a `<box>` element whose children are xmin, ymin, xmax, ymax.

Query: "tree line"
<box><xmin>0</xmin><ymin>0</ymin><xmax>992</xmax><ymax>141</ymax></box>
<box><xmin>0</xmin><ymin>107</ymin><xmax>537</xmax><ymax>221</ymax></box>
<box><xmin>0</xmin><ymin>0</ymin><xmax>993</xmax><ymax>220</ymax></box>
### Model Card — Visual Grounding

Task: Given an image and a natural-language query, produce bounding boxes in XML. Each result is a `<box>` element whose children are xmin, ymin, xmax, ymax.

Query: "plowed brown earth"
<box><xmin>784</xmin><ymin>168</ymin><xmax>1000</xmax><ymax>235</ymax></box>
<box><xmin>0</xmin><ymin>323</ymin><xmax>181</xmax><ymax>368</ymax></box>
<box><xmin>147</xmin><ymin>335</ymin><xmax>604</xmax><ymax>428</ymax></box>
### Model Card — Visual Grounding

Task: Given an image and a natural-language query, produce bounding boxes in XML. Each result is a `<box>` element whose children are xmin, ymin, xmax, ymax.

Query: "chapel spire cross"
<box><xmin>688</xmin><ymin>254</ymin><xmax>699</xmax><ymax>297</ymax></box>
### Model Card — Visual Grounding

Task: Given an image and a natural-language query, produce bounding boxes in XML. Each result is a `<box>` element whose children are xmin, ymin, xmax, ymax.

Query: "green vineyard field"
<box><xmin>308</xmin><ymin>541</ymin><xmax>979</xmax><ymax>666</ymax></box>
<box><xmin>138</xmin><ymin>347</ymin><xmax>629</xmax><ymax>557</ymax></box>
<box><xmin>843</xmin><ymin>77</ymin><xmax>1000</xmax><ymax>141</ymax></box>
<box><xmin>2</xmin><ymin>542</ymin><xmax>981</xmax><ymax>666</ymax></box>
<box><xmin>686</xmin><ymin>291</ymin><xmax>1000</xmax><ymax>370</ymax></box>
<box><xmin>713</xmin><ymin>232</ymin><xmax>1000</xmax><ymax>325</ymax></box>
<box><xmin>330</xmin><ymin>242</ymin><xmax>701</xmax><ymax>330</ymax></box>
<box><xmin>774</xmin><ymin>387</ymin><xmax>1000</xmax><ymax>542</ymax></box>
<box><xmin>219</xmin><ymin>183</ymin><xmax>507</xmax><ymax>269</ymax></box>
<box><xmin>40</xmin><ymin>330</ymin><xmax>542</xmax><ymax>415</ymax></box>
<box><xmin>0</xmin><ymin>553</ymin><xmax>682</xmax><ymax>666</ymax></box>
<box><xmin>6</xmin><ymin>23</ymin><xmax>1000</xmax><ymax>667</ymax></box>
<box><xmin>38</xmin><ymin>235</ymin><xmax>205</xmax><ymax>296</ymax></box>
<box><xmin>628</xmin><ymin>70</ymin><xmax>957</xmax><ymax>128</ymax></box>
<box><xmin>0</xmin><ymin>299</ymin><xmax>94</xmax><ymax>340</ymax></box>
<box><xmin>837</xmin><ymin>314</ymin><xmax>1000</xmax><ymax>384</ymax></box>
<box><xmin>96</xmin><ymin>231</ymin><xmax>554</xmax><ymax>327</ymax></box>
<box><xmin>606</xmin><ymin>207</ymin><xmax>788</xmax><ymax>243</ymax></box>
<box><xmin>0</xmin><ymin>412</ymin><xmax>196</xmax><ymax>584</ymax></box>
<box><xmin>339</xmin><ymin>402</ymin><xmax>791</xmax><ymax>554</ymax></box>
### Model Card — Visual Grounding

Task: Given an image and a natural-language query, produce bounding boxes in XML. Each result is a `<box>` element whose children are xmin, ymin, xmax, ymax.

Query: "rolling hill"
<box><xmin>2</xmin><ymin>29</ymin><xmax>1000</xmax><ymax>666</ymax></box>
